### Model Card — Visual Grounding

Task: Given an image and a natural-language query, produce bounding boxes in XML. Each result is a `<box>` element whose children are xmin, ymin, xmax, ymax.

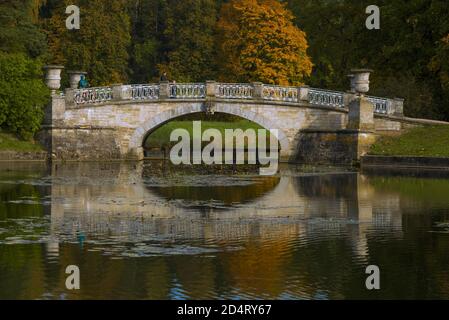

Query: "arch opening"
<box><xmin>128</xmin><ymin>104</ymin><xmax>291</xmax><ymax>161</ymax></box>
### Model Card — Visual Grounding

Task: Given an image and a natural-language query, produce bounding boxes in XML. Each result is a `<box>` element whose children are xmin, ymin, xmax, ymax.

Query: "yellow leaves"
<box><xmin>217</xmin><ymin>0</ymin><xmax>313</xmax><ymax>85</ymax></box>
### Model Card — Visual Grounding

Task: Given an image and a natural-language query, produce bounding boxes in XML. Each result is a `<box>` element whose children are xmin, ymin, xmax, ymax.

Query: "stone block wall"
<box><xmin>294</xmin><ymin>131</ymin><xmax>376</xmax><ymax>165</ymax></box>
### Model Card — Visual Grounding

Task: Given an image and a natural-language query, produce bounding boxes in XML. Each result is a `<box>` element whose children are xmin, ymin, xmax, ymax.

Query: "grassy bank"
<box><xmin>144</xmin><ymin>120</ymin><xmax>270</xmax><ymax>149</ymax></box>
<box><xmin>0</xmin><ymin>132</ymin><xmax>43</xmax><ymax>152</ymax></box>
<box><xmin>370</xmin><ymin>126</ymin><xmax>449</xmax><ymax>157</ymax></box>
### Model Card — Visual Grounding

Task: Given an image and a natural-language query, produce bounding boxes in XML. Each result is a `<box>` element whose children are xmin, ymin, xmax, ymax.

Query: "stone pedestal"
<box><xmin>393</xmin><ymin>98</ymin><xmax>405</xmax><ymax>117</ymax></box>
<box><xmin>348</xmin><ymin>96</ymin><xmax>375</xmax><ymax>131</ymax></box>
<box><xmin>44</xmin><ymin>95</ymin><xmax>66</xmax><ymax>126</ymax></box>
<box><xmin>159</xmin><ymin>81</ymin><xmax>170</xmax><ymax>99</ymax></box>
<box><xmin>345</xmin><ymin>95</ymin><xmax>377</xmax><ymax>162</ymax></box>
<box><xmin>64</xmin><ymin>88</ymin><xmax>75</xmax><ymax>108</ymax></box>
<box><xmin>112</xmin><ymin>84</ymin><xmax>126</xmax><ymax>101</ymax></box>
<box><xmin>206</xmin><ymin>81</ymin><xmax>217</xmax><ymax>97</ymax></box>
<box><xmin>299</xmin><ymin>86</ymin><xmax>309</xmax><ymax>101</ymax></box>
<box><xmin>252</xmin><ymin>82</ymin><xmax>263</xmax><ymax>99</ymax></box>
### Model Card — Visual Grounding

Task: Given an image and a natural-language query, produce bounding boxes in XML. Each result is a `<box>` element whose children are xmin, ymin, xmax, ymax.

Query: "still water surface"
<box><xmin>1</xmin><ymin>162</ymin><xmax>449</xmax><ymax>300</ymax></box>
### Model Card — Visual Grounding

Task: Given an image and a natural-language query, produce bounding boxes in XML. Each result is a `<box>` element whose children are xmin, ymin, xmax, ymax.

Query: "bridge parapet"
<box><xmin>308</xmin><ymin>88</ymin><xmax>345</xmax><ymax>108</ymax></box>
<box><xmin>73</xmin><ymin>86</ymin><xmax>113</xmax><ymax>105</ymax></box>
<box><xmin>67</xmin><ymin>82</ymin><xmax>403</xmax><ymax>117</ymax></box>
<box><xmin>216</xmin><ymin>83</ymin><xmax>254</xmax><ymax>100</ymax></box>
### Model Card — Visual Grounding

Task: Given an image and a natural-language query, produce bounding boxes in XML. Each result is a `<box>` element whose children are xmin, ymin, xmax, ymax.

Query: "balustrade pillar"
<box><xmin>64</xmin><ymin>88</ymin><xmax>75</xmax><ymax>108</ymax></box>
<box><xmin>348</xmin><ymin>96</ymin><xmax>375</xmax><ymax>131</ymax></box>
<box><xmin>299</xmin><ymin>86</ymin><xmax>310</xmax><ymax>101</ymax></box>
<box><xmin>252</xmin><ymin>82</ymin><xmax>263</xmax><ymax>99</ymax></box>
<box><xmin>159</xmin><ymin>81</ymin><xmax>170</xmax><ymax>99</ymax></box>
<box><xmin>206</xmin><ymin>81</ymin><xmax>217</xmax><ymax>97</ymax></box>
<box><xmin>393</xmin><ymin>98</ymin><xmax>404</xmax><ymax>117</ymax></box>
<box><xmin>112</xmin><ymin>84</ymin><xmax>126</xmax><ymax>101</ymax></box>
<box><xmin>44</xmin><ymin>94</ymin><xmax>66</xmax><ymax>126</ymax></box>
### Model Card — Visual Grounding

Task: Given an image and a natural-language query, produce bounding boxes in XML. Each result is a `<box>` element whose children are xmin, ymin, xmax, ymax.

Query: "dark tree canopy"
<box><xmin>1</xmin><ymin>0</ymin><xmax>449</xmax><ymax>135</ymax></box>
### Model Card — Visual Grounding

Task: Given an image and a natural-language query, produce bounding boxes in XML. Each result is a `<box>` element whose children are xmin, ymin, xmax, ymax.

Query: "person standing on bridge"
<box><xmin>79</xmin><ymin>75</ymin><xmax>89</xmax><ymax>89</ymax></box>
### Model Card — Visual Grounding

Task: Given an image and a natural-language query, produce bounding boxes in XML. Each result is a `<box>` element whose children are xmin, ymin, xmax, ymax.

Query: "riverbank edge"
<box><xmin>0</xmin><ymin>151</ymin><xmax>48</xmax><ymax>162</ymax></box>
<box><xmin>4</xmin><ymin>152</ymin><xmax>449</xmax><ymax>171</ymax></box>
<box><xmin>361</xmin><ymin>155</ymin><xmax>449</xmax><ymax>170</ymax></box>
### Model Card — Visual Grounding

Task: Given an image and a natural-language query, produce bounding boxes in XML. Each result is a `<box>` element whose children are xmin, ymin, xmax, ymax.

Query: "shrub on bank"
<box><xmin>0</xmin><ymin>52</ymin><xmax>49</xmax><ymax>140</ymax></box>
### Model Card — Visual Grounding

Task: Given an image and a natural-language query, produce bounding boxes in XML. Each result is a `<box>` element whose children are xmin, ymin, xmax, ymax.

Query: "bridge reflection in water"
<box><xmin>3</xmin><ymin>162</ymin><xmax>449</xmax><ymax>299</ymax></box>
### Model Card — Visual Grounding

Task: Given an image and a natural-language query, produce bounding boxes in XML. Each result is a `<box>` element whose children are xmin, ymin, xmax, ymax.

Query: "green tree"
<box><xmin>159</xmin><ymin>0</ymin><xmax>218</xmax><ymax>82</ymax></box>
<box><xmin>0</xmin><ymin>0</ymin><xmax>47</xmax><ymax>57</ymax></box>
<box><xmin>127</xmin><ymin>0</ymin><xmax>165</xmax><ymax>83</ymax></box>
<box><xmin>287</xmin><ymin>0</ymin><xmax>449</xmax><ymax>119</ymax></box>
<box><xmin>45</xmin><ymin>0</ymin><xmax>131</xmax><ymax>86</ymax></box>
<box><xmin>0</xmin><ymin>53</ymin><xmax>50</xmax><ymax>139</ymax></box>
<box><xmin>430</xmin><ymin>35</ymin><xmax>449</xmax><ymax>91</ymax></box>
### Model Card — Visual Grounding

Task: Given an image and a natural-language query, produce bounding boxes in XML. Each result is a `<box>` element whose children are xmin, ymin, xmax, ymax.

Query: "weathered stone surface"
<box><xmin>294</xmin><ymin>131</ymin><xmax>362</xmax><ymax>165</ymax></box>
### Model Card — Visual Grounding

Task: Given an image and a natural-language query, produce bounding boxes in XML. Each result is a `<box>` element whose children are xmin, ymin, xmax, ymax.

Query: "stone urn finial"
<box><xmin>43</xmin><ymin>65</ymin><xmax>65</xmax><ymax>94</ymax></box>
<box><xmin>67</xmin><ymin>71</ymin><xmax>87</xmax><ymax>89</ymax></box>
<box><xmin>351</xmin><ymin>69</ymin><xmax>373</xmax><ymax>95</ymax></box>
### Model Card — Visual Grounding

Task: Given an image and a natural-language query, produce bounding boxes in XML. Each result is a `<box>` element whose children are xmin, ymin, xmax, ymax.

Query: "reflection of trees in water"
<box><xmin>0</xmin><ymin>168</ymin><xmax>48</xmax><ymax>299</ymax></box>
<box><xmin>148</xmin><ymin>179</ymin><xmax>280</xmax><ymax>206</ymax></box>
<box><xmin>367</xmin><ymin>174</ymin><xmax>449</xmax><ymax>209</ymax></box>
<box><xmin>0</xmin><ymin>244</ymin><xmax>47</xmax><ymax>299</ymax></box>
<box><xmin>292</xmin><ymin>173</ymin><xmax>358</xmax><ymax>199</ymax></box>
<box><xmin>5</xmin><ymin>163</ymin><xmax>449</xmax><ymax>299</ymax></box>
<box><xmin>0</xmin><ymin>173</ymin><xmax>47</xmax><ymax>220</ymax></box>
<box><xmin>144</xmin><ymin>161</ymin><xmax>280</xmax><ymax>207</ymax></box>
<box><xmin>291</xmin><ymin>173</ymin><xmax>359</xmax><ymax>220</ymax></box>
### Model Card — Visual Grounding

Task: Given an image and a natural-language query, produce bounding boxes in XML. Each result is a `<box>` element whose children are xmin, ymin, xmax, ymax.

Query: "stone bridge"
<box><xmin>40</xmin><ymin>80</ymin><xmax>422</xmax><ymax>164</ymax></box>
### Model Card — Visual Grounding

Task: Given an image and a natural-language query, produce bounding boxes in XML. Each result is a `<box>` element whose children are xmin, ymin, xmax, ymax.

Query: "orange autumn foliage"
<box><xmin>217</xmin><ymin>0</ymin><xmax>313</xmax><ymax>86</ymax></box>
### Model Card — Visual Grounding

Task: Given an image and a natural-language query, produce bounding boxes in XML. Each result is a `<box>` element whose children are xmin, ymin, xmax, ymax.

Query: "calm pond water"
<box><xmin>1</xmin><ymin>161</ymin><xmax>449</xmax><ymax>300</ymax></box>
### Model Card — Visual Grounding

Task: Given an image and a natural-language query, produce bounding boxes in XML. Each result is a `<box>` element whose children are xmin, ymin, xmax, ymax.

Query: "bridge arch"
<box><xmin>128</xmin><ymin>103</ymin><xmax>291</xmax><ymax>157</ymax></box>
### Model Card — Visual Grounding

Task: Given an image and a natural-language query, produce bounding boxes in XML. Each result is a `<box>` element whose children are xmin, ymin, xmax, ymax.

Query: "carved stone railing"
<box><xmin>170</xmin><ymin>83</ymin><xmax>206</xmax><ymax>99</ymax></box>
<box><xmin>68</xmin><ymin>82</ymin><xmax>402</xmax><ymax>117</ymax></box>
<box><xmin>129</xmin><ymin>84</ymin><xmax>159</xmax><ymax>100</ymax></box>
<box><xmin>216</xmin><ymin>83</ymin><xmax>254</xmax><ymax>99</ymax></box>
<box><xmin>262</xmin><ymin>85</ymin><xmax>299</xmax><ymax>103</ymax></box>
<box><xmin>308</xmin><ymin>88</ymin><xmax>345</xmax><ymax>108</ymax></box>
<box><xmin>367</xmin><ymin>96</ymin><xmax>390</xmax><ymax>115</ymax></box>
<box><xmin>74</xmin><ymin>87</ymin><xmax>113</xmax><ymax>105</ymax></box>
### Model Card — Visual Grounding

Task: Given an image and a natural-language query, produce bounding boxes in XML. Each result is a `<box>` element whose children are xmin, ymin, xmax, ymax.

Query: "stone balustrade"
<box><xmin>367</xmin><ymin>96</ymin><xmax>390</xmax><ymax>115</ymax></box>
<box><xmin>129</xmin><ymin>84</ymin><xmax>160</xmax><ymax>100</ymax></box>
<box><xmin>170</xmin><ymin>83</ymin><xmax>206</xmax><ymax>99</ymax></box>
<box><xmin>66</xmin><ymin>82</ymin><xmax>403</xmax><ymax>116</ymax></box>
<box><xmin>308</xmin><ymin>88</ymin><xmax>345</xmax><ymax>108</ymax></box>
<box><xmin>74</xmin><ymin>86</ymin><xmax>113</xmax><ymax>105</ymax></box>
<box><xmin>216</xmin><ymin>83</ymin><xmax>254</xmax><ymax>99</ymax></box>
<box><xmin>262</xmin><ymin>85</ymin><xmax>299</xmax><ymax>103</ymax></box>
